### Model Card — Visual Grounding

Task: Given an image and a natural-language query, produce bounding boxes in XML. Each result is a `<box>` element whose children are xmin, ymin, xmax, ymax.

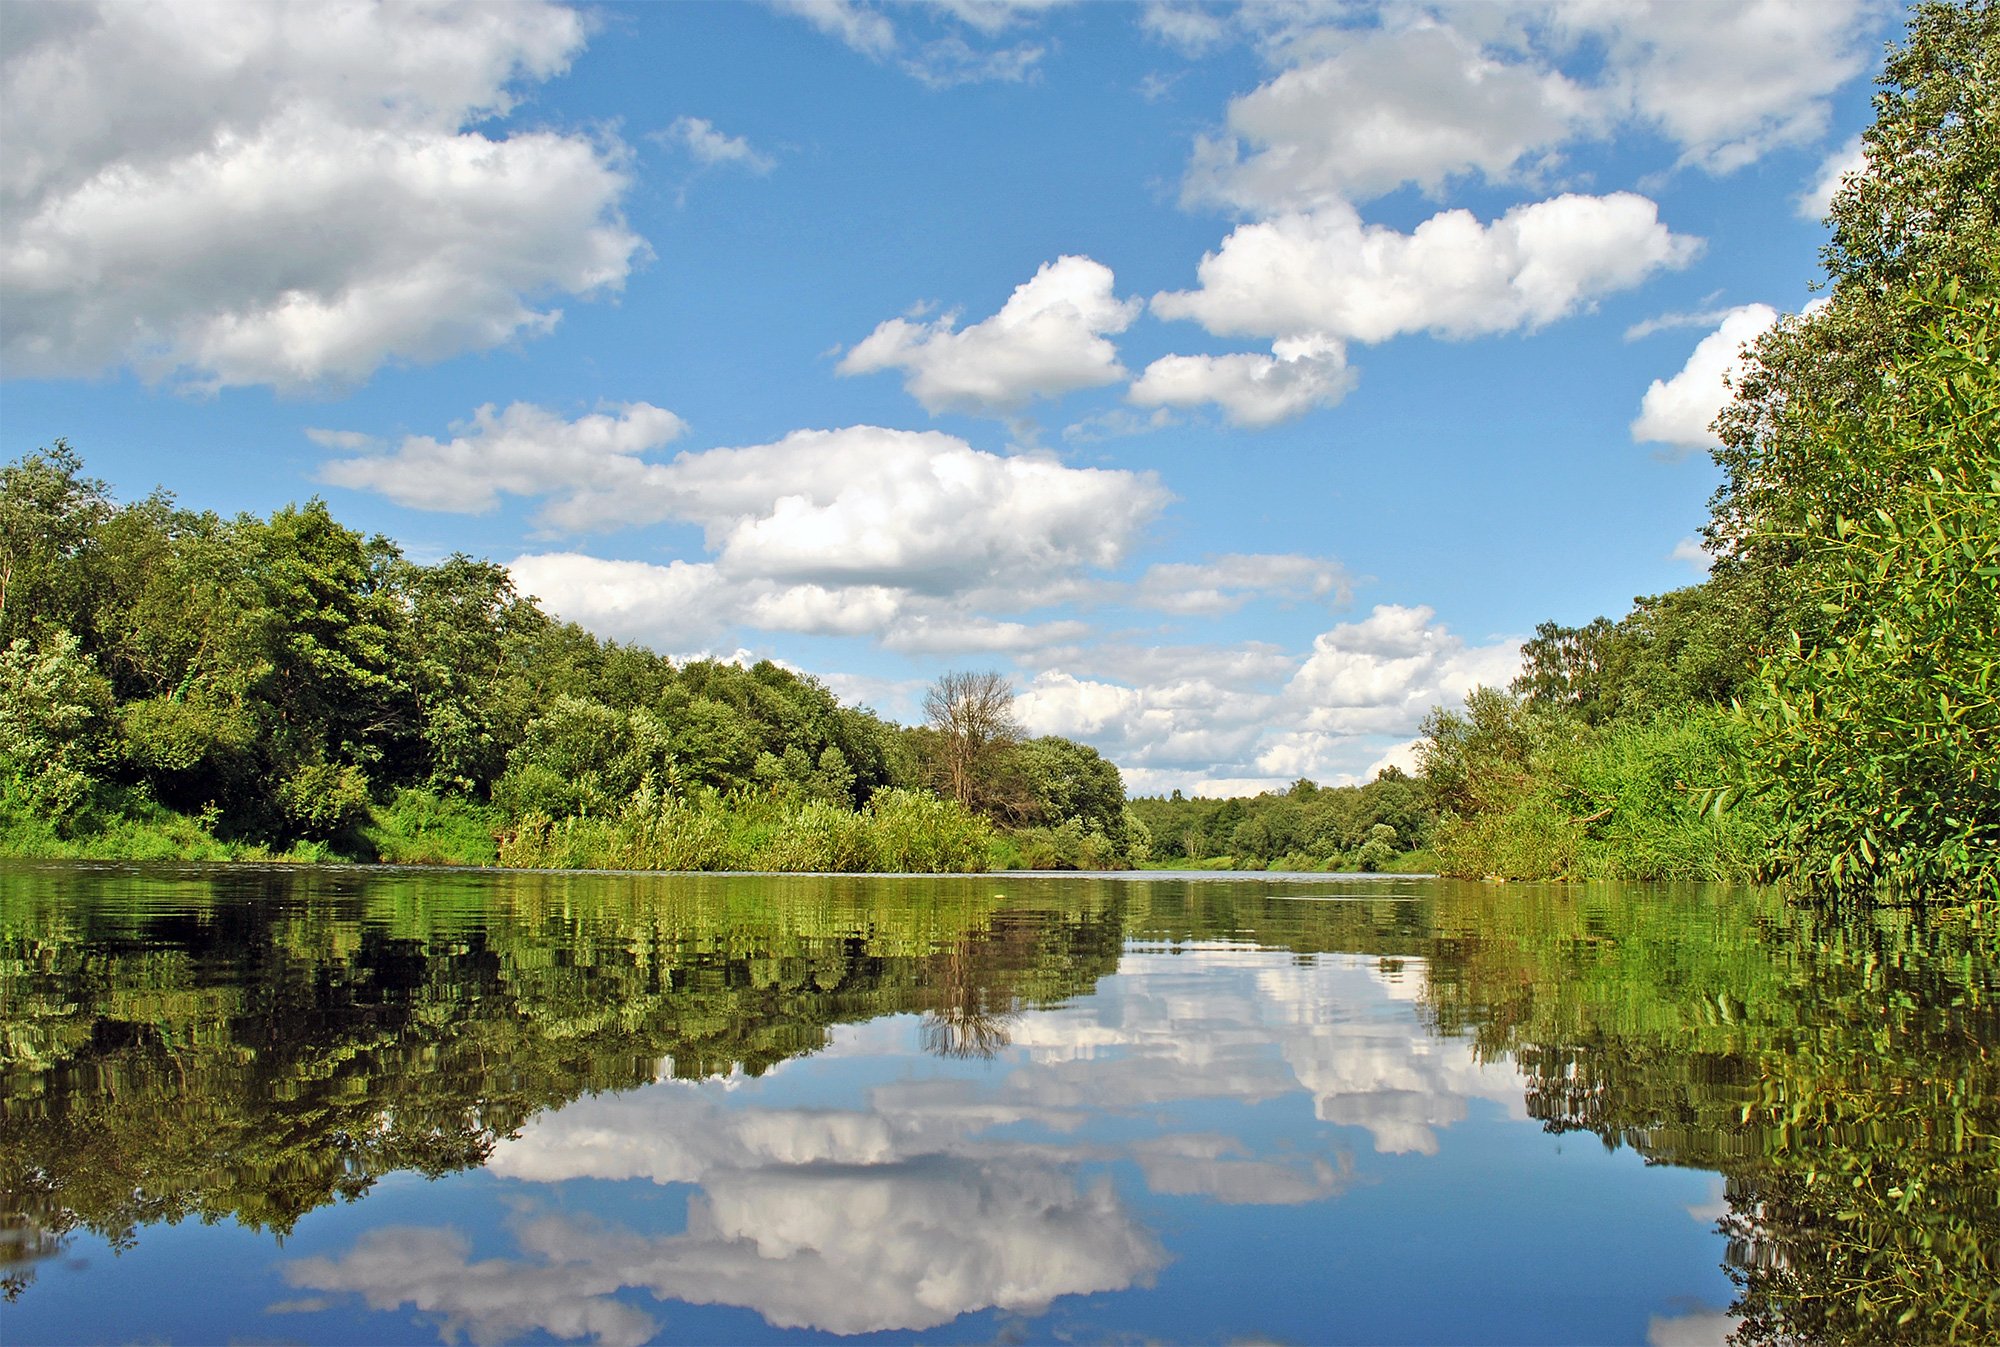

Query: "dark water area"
<box><xmin>1</xmin><ymin>863</ymin><xmax>1994</xmax><ymax>1345</ymax></box>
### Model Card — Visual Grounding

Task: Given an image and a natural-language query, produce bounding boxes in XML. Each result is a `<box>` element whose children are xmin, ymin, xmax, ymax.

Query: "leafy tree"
<box><xmin>1710</xmin><ymin>0</ymin><xmax>1999</xmax><ymax>592</ymax></box>
<box><xmin>1016</xmin><ymin>735</ymin><xmax>1127</xmax><ymax>845</ymax></box>
<box><xmin>0</xmin><ymin>632</ymin><xmax>114</xmax><ymax>829</ymax></box>
<box><xmin>1751</xmin><ymin>285</ymin><xmax>1999</xmax><ymax>896</ymax></box>
<box><xmin>0</xmin><ymin>441</ymin><xmax>113</xmax><ymax>645</ymax></box>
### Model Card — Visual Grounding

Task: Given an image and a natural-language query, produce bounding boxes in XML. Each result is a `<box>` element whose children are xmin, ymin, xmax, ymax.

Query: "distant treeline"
<box><xmin>1128</xmin><ymin>770</ymin><xmax>1434</xmax><ymax>872</ymax></box>
<box><xmin>1412</xmin><ymin>2</ymin><xmax>1998</xmax><ymax>899</ymax></box>
<box><xmin>0</xmin><ymin>453</ymin><xmax>1136</xmax><ymax>871</ymax></box>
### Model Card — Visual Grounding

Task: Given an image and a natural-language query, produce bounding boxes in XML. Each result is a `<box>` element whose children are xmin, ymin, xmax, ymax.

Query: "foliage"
<box><xmin>0</xmin><ymin>444</ymin><xmax>1114</xmax><ymax>871</ymax></box>
<box><xmin>1423</xmin><ymin>694</ymin><xmax>1771</xmax><ymax>882</ymax></box>
<box><xmin>0</xmin><ymin>633</ymin><xmax>114</xmax><ymax>830</ymax></box>
<box><xmin>1512</xmin><ymin>569</ymin><xmax>1783</xmax><ymax>725</ymax></box>
<box><xmin>1711</xmin><ymin>0</ymin><xmax>1999</xmax><ymax>587</ymax></box>
<box><xmin>1127</xmin><ymin>767</ymin><xmax>1435</xmax><ymax>871</ymax></box>
<box><xmin>360</xmin><ymin>789</ymin><xmax>503</xmax><ymax>866</ymax></box>
<box><xmin>1430</xmin><ymin>5</ymin><xmax>2000</xmax><ymax>896</ymax></box>
<box><xmin>495</xmin><ymin>784</ymin><xmax>994</xmax><ymax>874</ymax></box>
<box><xmin>1750</xmin><ymin>286</ymin><xmax>2000</xmax><ymax>897</ymax></box>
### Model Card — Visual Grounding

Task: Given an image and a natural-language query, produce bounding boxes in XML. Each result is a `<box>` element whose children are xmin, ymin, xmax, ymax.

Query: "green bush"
<box><xmin>1430</xmin><ymin>701</ymin><xmax>1773</xmax><ymax>882</ymax></box>
<box><xmin>1750</xmin><ymin>287</ymin><xmax>2000</xmax><ymax>899</ymax></box>
<box><xmin>755</xmin><ymin>800</ymin><xmax>883</xmax><ymax>872</ymax></box>
<box><xmin>864</xmin><ymin>788</ymin><xmax>992</xmax><ymax>873</ymax></box>
<box><xmin>363</xmin><ymin>789</ymin><xmax>503</xmax><ymax>865</ymax></box>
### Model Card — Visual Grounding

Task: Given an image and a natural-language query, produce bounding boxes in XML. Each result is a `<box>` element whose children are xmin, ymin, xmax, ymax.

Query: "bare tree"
<box><xmin>923</xmin><ymin>670</ymin><xmax>1021</xmax><ymax>809</ymax></box>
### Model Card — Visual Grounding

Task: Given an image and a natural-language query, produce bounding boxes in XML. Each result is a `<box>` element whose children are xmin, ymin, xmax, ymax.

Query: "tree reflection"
<box><xmin>0</xmin><ymin>868</ymin><xmax>1122</xmax><ymax>1296</ymax></box>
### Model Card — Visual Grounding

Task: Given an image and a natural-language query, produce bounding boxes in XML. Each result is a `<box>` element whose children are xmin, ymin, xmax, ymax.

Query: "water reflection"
<box><xmin>3</xmin><ymin>864</ymin><xmax>1995</xmax><ymax>1344</ymax></box>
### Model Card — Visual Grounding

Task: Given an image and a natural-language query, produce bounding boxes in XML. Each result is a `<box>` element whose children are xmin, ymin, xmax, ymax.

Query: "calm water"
<box><xmin>1</xmin><ymin>864</ymin><xmax>1994</xmax><ymax>1346</ymax></box>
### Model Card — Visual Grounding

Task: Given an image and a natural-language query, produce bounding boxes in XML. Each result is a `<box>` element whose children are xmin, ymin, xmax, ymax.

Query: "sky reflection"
<box><xmin>277</xmin><ymin>945</ymin><xmax>1657</xmax><ymax>1342</ymax></box>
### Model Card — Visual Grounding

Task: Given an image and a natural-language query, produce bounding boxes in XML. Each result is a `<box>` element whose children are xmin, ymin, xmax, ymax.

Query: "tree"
<box><xmin>1709</xmin><ymin>1</ymin><xmax>1999</xmax><ymax>591</ymax></box>
<box><xmin>0</xmin><ymin>441</ymin><xmax>112</xmax><ymax>645</ymax></box>
<box><xmin>1750</xmin><ymin>285</ymin><xmax>1999</xmax><ymax>896</ymax></box>
<box><xmin>922</xmin><ymin>670</ymin><xmax>1023</xmax><ymax>811</ymax></box>
<box><xmin>1017</xmin><ymin>735</ymin><xmax>1127</xmax><ymax>844</ymax></box>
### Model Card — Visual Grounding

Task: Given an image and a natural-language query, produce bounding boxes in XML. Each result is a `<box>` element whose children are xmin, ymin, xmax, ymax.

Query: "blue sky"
<box><xmin>1</xmin><ymin>0</ymin><xmax>1901</xmax><ymax>793</ymax></box>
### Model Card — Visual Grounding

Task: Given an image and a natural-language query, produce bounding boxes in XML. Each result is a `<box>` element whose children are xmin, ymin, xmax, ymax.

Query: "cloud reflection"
<box><xmin>289</xmin><ymin>945</ymin><xmax>1519</xmax><ymax>1339</ymax></box>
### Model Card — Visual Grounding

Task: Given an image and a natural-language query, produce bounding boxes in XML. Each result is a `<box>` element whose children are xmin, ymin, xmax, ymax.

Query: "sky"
<box><xmin>0</xmin><ymin>0</ymin><xmax>1904</xmax><ymax>795</ymax></box>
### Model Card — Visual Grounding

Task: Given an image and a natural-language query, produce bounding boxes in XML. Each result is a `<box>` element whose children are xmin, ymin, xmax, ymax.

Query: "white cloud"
<box><xmin>1017</xmin><ymin>604</ymin><xmax>1521</xmax><ymax>793</ymax></box>
<box><xmin>772</xmin><ymin>0</ymin><xmax>897</xmax><ymax>59</ymax></box>
<box><xmin>841</xmin><ymin>256</ymin><xmax>1142</xmax><ymax>415</ymax></box>
<box><xmin>1129</xmin><ymin>334</ymin><xmax>1356</xmax><ymax>427</ymax></box>
<box><xmin>928</xmin><ymin>0</ymin><xmax>1073</xmax><ymax>36</ymax></box>
<box><xmin>1131</xmin><ymin>553</ymin><xmax>1351</xmax><ymax>616</ymax></box>
<box><xmin>1669</xmin><ymin>536</ymin><xmax>1713</xmax><ymax>575</ymax></box>
<box><xmin>659</xmin><ymin>116</ymin><xmax>775</xmax><ymax>173</ymax></box>
<box><xmin>402</xmin><ymin>421</ymin><xmax>1169</xmax><ymax>654</ymax></box>
<box><xmin>2</xmin><ymin>1</ymin><xmax>641</xmax><ymax>390</ymax></box>
<box><xmin>644</xmin><ymin>426</ymin><xmax>1166</xmax><ymax>589</ymax></box>
<box><xmin>883</xmin><ymin>615</ymin><xmax>1091</xmax><ymax>654</ymax></box>
<box><xmin>1630</xmin><ymin>303</ymin><xmax>1779</xmax><ymax>450</ymax></box>
<box><xmin>1287</xmin><ymin>605</ymin><xmax>1520</xmax><ymax>739</ymax></box>
<box><xmin>1169</xmin><ymin>1</ymin><xmax>1884</xmax><ymax>209</ymax></box>
<box><xmin>1140</xmin><ymin>2</ymin><xmax>1233</xmax><ymax>56</ymax></box>
<box><xmin>317</xmin><ymin>402</ymin><xmax>686</xmax><ymax>515</ymax></box>
<box><xmin>508</xmin><ymin>553</ymin><xmax>738</xmax><ymax>651</ymax></box>
<box><xmin>1186</xmin><ymin>20</ymin><xmax>1597</xmax><ymax>212</ymax></box>
<box><xmin>1798</xmin><ymin>134</ymin><xmax>1865</xmax><ymax>220</ymax></box>
<box><xmin>1568</xmin><ymin>0</ymin><xmax>1881</xmax><ymax>174</ymax></box>
<box><xmin>1062</xmin><ymin>407</ymin><xmax>1177</xmax><ymax>443</ymax></box>
<box><xmin>1623</xmin><ymin>305</ymin><xmax>1739</xmax><ymax>342</ymax></box>
<box><xmin>1153</xmin><ymin>194</ymin><xmax>1700</xmax><ymax>344</ymax></box>
<box><xmin>326</xmin><ymin>416</ymin><xmax>1168</xmax><ymax>589</ymax></box>
<box><xmin>771</xmin><ymin>0</ymin><xmax>1054</xmax><ymax>86</ymax></box>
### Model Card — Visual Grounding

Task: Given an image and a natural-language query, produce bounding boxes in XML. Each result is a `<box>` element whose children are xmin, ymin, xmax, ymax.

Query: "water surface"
<box><xmin>2</xmin><ymin>863</ymin><xmax>1993</xmax><ymax>1345</ymax></box>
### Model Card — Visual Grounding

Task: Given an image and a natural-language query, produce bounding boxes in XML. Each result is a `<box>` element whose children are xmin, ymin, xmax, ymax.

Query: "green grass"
<box><xmin>361</xmin><ymin>790</ymin><xmax>504</xmax><ymax>866</ymax></box>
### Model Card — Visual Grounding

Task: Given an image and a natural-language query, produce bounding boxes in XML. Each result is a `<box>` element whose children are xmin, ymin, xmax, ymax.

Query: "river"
<box><xmin>1</xmin><ymin>862</ymin><xmax>1993</xmax><ymax>1345</ymax></box>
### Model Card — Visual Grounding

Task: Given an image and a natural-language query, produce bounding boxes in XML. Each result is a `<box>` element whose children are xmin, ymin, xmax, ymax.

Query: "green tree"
<box><xmin>0</xmin><ymin>441</ymin><xmax>113</xmax><ymax>645</ymax></box>
<box><xmin>1751</xmin><ymin>286</ymin><xmax>2000</xmax><ymax>896</ymax></box>
<box><xmin>1710</xmin><ymin>1</ymin><xmax>1999</xmax><ymax>592</ymax></box>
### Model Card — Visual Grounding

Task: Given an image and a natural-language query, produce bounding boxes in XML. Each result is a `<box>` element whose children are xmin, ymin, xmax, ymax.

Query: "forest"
<box><xmin>1413</xmin><ymin>1</ymin><xmax>1997</xmax><ymax>899</ymax></box>
<box><xmin>0</xmin><ymin>461</ymin><xmax>1147</xmax><ymax>871</ymax></box>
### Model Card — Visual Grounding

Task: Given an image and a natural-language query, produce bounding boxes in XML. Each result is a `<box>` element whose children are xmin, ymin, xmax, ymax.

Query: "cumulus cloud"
<box><xmin>508</xmin><ymin>553</ymin><xmax>737</xmax><ymax>651</ymax></box>
<box><xmin>1017</xmin><ymin>604</ymin><xmax>1520</xmax><ymax>792</ymax></box>
<box><xmin>341</xmin><ymin>419</ymin><xmax>1168</xmax><ymax>653</ymax></box>
<box><xmin>637</xmin><ymin>426</ymin><xmax>1166</xmax><ymax>588</ymax></box>
<box><xmin>1131</xmin><ymin>553</ymin><xmax>1351</xmax><ymax>616</ymax></box>
<box><xmin>658</xmin><ymin>116</ymin><xmax>775</xmax><ymax>173</ymax></box>
<box><xmin>325</xmin><ymin>416</ymin><xmax>1167</xmax><ymax>584</ymax></box>
<box><xmin>1572</xmin><ymin>0</ymin><xmax>1881</xmax><ymax>174</ymax></box>
<box><xmin>1153</xmin><ymin>194</ymin><xmax>1700</xmax><ymax>344</ymax></box>
<box><xmin>1</xmin><ymin>1</ymin><xmax>641</xmax><ymax>390</ymax></box>
<box><xmin>317</xmin><ymin>402</ymin><xmax>686</xmax><ymax>515</ymax></box>
<box><xmin>1129</xmin><ymin>334</ymin><xmax>1356</xmax><ymax>427</ymax></box>
<box><xmin>1169</xmin><ymin>1</ymin><xmax>1883</xmax><ymax>208</ymax></box>
<box><xmin>841</xmin><ymin>256</ymin><xmax>1142</xmax><ymax>415</ymax></box>
<box><xmin>1186</xmin><ymin>20</ymin><xmax>1596</xmax><ymax>212</ymax></box>
<box><xmin>1630</xmin><ymin>303</ymin><xmax>1778</xmax><ymax>450</ymax></box>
